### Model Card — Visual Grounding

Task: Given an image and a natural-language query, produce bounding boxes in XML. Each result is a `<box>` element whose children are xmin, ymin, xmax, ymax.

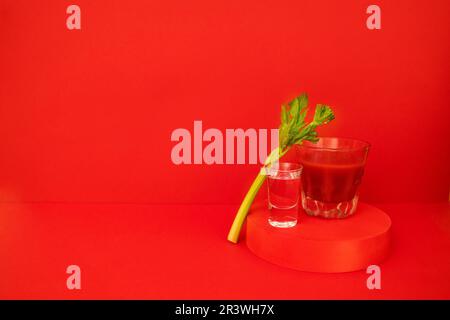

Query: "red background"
<box><xmin>1</xmin><ymin>0</ymin><xmax>449</xmax><ymax>204</ymax></box>
<box><xmin>0</xmin><ymin>0</ymin><xmax>449</xmax><ymax>300</ymax></box>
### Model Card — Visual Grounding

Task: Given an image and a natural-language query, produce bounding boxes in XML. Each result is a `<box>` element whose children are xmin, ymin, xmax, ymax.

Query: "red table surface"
<box><xmin>0</xmin><ymin>202</ymin><xmax>449</xmax><ymax>299</ymax></box>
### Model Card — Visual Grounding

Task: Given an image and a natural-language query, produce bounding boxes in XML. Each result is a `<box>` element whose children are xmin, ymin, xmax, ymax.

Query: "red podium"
<box><xmin>246</xmin><ymin>201</ymin><xmax>391</xmax><ymax>273</ymax></box>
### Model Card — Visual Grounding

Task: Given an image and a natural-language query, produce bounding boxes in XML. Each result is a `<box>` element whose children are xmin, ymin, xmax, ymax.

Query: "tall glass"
<box><xmin>298</xmin><ymin>137</ymin><xmax>370</xmax><ymax>218</ymax></box>
<box><xmin>265</xmin><ymin>162</ymin><xmax>302</xmax><ymax>228</ymax></box>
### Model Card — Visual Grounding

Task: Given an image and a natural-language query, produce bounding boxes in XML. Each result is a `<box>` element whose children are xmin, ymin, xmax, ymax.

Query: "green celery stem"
<box><xmin>227</xmin><ymin>173</ymin><xmax>267</xmax><ymax>243</ymax></box>
<box><xmin>227</xmin><ymin>148</ymin><xmax>280</xmax><ymax>243</ymax></box>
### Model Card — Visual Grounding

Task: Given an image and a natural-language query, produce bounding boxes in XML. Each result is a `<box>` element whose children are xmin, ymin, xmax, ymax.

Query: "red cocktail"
<box><xmin>298</xmin><ymin>137</ymin><xmax>370</xmax><ymax>218</ymax></box>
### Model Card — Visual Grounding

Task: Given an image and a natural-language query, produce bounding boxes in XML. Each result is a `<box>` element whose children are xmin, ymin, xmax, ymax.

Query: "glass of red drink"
<box><xmin>298</xmin><ymin>137</ymin><xmax>370</xmax><ymax>218</ymax></box>
<box><xmin>265</xmin><ymin>162</ymin><xmax>302</xmax><ymax>228</ymax></box>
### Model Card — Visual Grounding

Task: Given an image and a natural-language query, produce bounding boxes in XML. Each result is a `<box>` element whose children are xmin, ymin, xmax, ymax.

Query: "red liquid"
<box><xmin>300</xmin><ymin>160</ymin><xmax>365</xmax><ymax>203</ymax></box>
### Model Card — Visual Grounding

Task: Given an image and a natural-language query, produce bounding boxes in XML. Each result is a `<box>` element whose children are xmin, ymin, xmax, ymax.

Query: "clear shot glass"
<box><xmin>298</xmin><ymin>137</ymin><xmax>370</xmax><ymax>218</ymax></box>
<box><xmin>265</xmin><ymin>162</ymin><xmax>302</xmax><ymax>228</ymax></box>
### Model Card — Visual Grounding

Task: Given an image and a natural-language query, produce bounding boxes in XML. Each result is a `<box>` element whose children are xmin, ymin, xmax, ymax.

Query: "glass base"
<box><xmin>301</xmin><ymin>192</ymin><xmax>359</xmax><ymax>219</ymax></box>
<box><xmin>268</xmin><ymin>206</ymin><xmax>298</xmax><ymax>228</ymax></box>
<box><xmin>268</xmin><ymin>217</ymin><xmax>297</xmax><ymax>228</ymax></box>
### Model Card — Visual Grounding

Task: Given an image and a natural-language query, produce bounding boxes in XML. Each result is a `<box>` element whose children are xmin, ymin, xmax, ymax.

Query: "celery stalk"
<box><xmin>227</xmin><ymin>148</ymin><xmax>280</xmax><ymax>243</ymax></box>
<box><xmin>226</xmin><ymin>172</ymin><xmax>267</xmax><ymax>243</ymax></box>
<box><xmin>226</xmin><ymin>93</ymin><xmax>335</xmax><ymax>243</ymax></box>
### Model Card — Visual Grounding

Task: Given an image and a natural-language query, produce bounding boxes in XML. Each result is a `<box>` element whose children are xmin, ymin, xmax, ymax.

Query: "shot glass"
<box><xmin>265</xmin><ymin>162</ymin><xmax>302</xmax><ymax>228</ymax></box>
<box><xmin>298</xmin><ymin>137</ymin><xmax>370</xmax><ymax>218</ymax></box>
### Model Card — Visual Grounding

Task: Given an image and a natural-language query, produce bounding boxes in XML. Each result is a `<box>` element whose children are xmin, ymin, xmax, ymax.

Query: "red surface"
<box><xmin>0</xmin><ymin>202</ymin><xmax>449</xmax><ymax>299</ymax></box>
<box><xmin>0</xmin><ymin>0</ymin><xmax>449</xmax><ymax>300</ymax></box>
<box><xmin>246</xmin><ymin>202</ymin><xmax>391</xmax><ymax>273</ymax></box>
<box><xmin>0</xmin><ymin>0</ymin><xmax>449</xmax><ymax>204</ymax></box>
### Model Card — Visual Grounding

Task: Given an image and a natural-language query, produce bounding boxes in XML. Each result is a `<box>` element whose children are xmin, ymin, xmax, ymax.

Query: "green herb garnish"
<box><xmin>227</xmin><ymin>93</ymin><xmax>335</xmax><ymax>243</ymax></box>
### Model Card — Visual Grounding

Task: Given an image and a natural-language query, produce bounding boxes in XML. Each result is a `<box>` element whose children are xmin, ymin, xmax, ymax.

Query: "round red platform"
<box><xmin>246</xmin><ymin>201</ymin><xmax>392</xmax><ymax>273</ymax></box>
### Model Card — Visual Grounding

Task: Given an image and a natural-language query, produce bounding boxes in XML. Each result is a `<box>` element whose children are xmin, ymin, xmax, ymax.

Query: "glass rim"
<box><xmin>298</xmin><ymin>137</ymin><xmax>371</xmax><ymax>152</ymax></box>
<box><xmin>263</xmin><ymin>162</ymin><xmax>303</xmax><ymax>174</ymax></box>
